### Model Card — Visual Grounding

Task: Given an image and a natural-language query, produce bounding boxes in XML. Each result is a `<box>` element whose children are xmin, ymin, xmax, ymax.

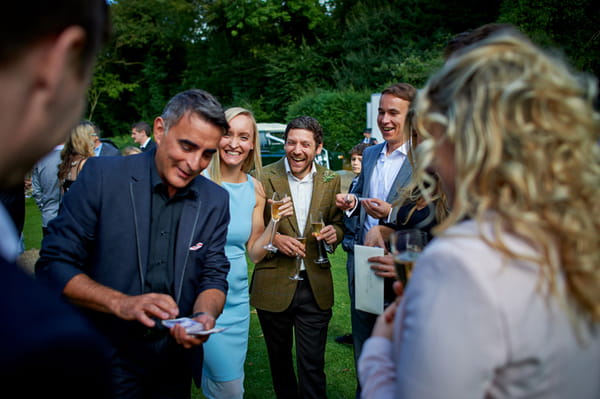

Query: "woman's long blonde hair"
<box><xmin>415</xmin><ymin>32</ymin><xmax>600</xmax><ymax>322</ymax></box>
<box><xmin>207</xmin><ymin>107</ymin><xmax>262</xmax><ymax>185</ymax></box>
<box><xmin>58</xmin><ymin>121</ymin><xmax>96</xmax><ymax>182</ymax></box>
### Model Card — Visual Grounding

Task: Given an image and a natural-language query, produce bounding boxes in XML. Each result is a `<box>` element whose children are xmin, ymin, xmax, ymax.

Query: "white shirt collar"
<box><xmin>381</xmin><ymin>140</ymin><xmax>409</xmax><ymax>157</ymax></box>
<box><xmin>141</xmin><ymin>137</ymin><xmax>151</xmax><ymax>148</ymax></box>
<box><xmin>284</xmin><ymin>157</ymin><xmax>317</xmax><ymax>181</ymax></box>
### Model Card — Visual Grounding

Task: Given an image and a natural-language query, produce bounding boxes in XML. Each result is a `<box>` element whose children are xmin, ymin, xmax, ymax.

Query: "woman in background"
<box><xmin>57</xmin><ymin>121</ymin><xmax>95</xmax><ymax>194</ymax></box>
<box><xmin>201</xmin><ymin>107</ymin><xmax>293</xmax><ymax>398</ymax></box>
<box><xmin>359</xmin><ymin>31</ymin><xmax>600</xmax><ymax>398</ymax></box>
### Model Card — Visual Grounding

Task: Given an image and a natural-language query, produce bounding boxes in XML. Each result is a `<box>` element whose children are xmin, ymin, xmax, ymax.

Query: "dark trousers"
<box><xmin>110</xmin><ymin>334</ymin><xmax>193</xmax><ymax>399</ymax></box>
<box><xmin>346</xmin><ymin>251</ymin><xmax>377</xmax><ymax>399</ymax></box>
<box><xmin>257</xmin><ymin>274</ymin><xmax>332</xmax><ymax>399</ymax></box>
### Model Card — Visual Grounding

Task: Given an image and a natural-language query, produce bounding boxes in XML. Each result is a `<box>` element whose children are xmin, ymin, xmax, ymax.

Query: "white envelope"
<box><xmin>354</xmin><ymin>244</ymin><xmax>385</xmax><ymax>315</ymax></box>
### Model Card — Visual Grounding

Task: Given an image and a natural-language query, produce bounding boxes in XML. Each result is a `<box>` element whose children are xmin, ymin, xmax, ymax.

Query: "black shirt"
<box><xmin>145</xmin><ymin>162</ymin><xmax>195</xmax><ymax>296</ymax></box>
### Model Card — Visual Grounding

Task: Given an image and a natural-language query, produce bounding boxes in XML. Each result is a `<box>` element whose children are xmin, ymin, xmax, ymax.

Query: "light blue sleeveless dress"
<box><xmin>202</xmin><ymin>175</ymin><xmax>255</xmax><ymax>382</ymax></box>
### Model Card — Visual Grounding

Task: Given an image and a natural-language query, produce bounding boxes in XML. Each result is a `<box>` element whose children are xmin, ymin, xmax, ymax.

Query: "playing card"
<box><xmin>161</xmin><ymin>317</ymin><xmax>228</xmax><ymax>336</ymax></box>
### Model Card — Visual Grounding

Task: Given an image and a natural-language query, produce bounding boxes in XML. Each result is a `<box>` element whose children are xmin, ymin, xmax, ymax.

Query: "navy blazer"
<box><xmin>36</xmin><ymin>149</ymin><xmax>231</xmax><ymax>344</ymax></box>
<box><xmin>348</xmin><ymin>142</ymin><xmax>412</xmax><ymax>245</ymax></box>
<box><xmin>0</xmin><ymin>256</ymin><xmax>111</xmax><ymax>397</ymax></box>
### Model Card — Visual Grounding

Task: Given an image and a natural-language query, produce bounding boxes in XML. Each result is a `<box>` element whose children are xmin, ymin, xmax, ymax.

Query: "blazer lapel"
<box><xmin>129</xmin><ymin>156</ymin><xmax>153</xmax><ymax>292</ymax></box>
<box><xmin>386</xmin><ymin>158</ymin><xmax>412</xmax><ymax>203</ymax></box>
<box><xmin>174</xmin><ymin>194</ymin><xmax>201</xmax><ymax>305</ymax></box>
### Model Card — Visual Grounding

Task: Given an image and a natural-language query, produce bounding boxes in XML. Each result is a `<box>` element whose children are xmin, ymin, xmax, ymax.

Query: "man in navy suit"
<box><xmin>0</xmin><ymin>1</ymin><xmax>112</xmax><ymax>397</ymax></box>
<box><xmin>132</xmin><ymin>120</ymin><xmax>157</xmax><ymax>152</ymax></box>
<box><xmin>336</xmin><ymin>83</ymin><xmax>416</xmax><ymax>398</ymax></box>
<box><xmin>37</xmin><ymin>89</ymin><xmax>231</xmax><ymax>398</ymax></box>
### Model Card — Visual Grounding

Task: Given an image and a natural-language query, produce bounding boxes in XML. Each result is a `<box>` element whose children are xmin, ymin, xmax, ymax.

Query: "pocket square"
<box><xmin>190</xmin><ymin>242</ymin><xmax>204</xmax><ymax>251</ymax></box>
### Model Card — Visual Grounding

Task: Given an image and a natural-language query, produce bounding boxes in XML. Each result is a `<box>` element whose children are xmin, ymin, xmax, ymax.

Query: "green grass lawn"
<box><xmin>24</xmin><ymin>198</ymin><xmax>357</xmax><ymax>398</ymax></box>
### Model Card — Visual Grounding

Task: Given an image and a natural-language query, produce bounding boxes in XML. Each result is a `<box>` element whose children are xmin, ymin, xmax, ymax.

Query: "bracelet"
<box><xmin>191</xmin><ymin>312</ymin><xmax>206</xmax><ymax>318</ymax></box>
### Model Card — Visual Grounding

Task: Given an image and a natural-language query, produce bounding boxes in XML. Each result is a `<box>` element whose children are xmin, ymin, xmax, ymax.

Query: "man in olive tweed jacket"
<box><xmin>250</xmin><ymin>116</ymin><xmax>343</xmax><ymax>399</ymax></box>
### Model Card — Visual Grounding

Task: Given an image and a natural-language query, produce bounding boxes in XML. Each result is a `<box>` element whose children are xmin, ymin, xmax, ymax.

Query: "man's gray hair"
<box><xmin>161</xmin><ymin>89</ymin><xmax>228</xmax><ymax>134</ymax></box>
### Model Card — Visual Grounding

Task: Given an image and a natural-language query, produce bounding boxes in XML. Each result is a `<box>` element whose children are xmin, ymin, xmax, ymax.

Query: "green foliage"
<box><xmin>498</xmin><ymin>0</ymin><xmax>600</xmax><ymax>76</ymax></box>
<box><xmin>287</xmin><ymin>89</ymin><xmax>372</xmax><ymax>155</ymax></box>
<box><xmin>88</xmin><ymin>0</ymin><xmax>597</xmax><ymax>143</ymax></box>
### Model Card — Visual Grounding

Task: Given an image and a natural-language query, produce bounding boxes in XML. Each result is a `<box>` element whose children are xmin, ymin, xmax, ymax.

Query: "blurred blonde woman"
<box><xmin>359</xmin><ymin>31</ymin><xmax>600</xmax><ymax>398</ymax></box>
<box><xmin>58</xmin><ymin>121</ymin><xmax>95</xmax><ymax>194</ymax></box>
<box><xmin>202</xmin><ymin>107</ymin><xmax>293</xmax><ymax>398</ymax></box>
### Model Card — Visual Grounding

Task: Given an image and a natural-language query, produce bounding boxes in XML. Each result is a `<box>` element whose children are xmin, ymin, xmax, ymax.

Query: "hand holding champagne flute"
<box><xmin>390</xmin><ymin>229</ymin><xmax>427</xmax><ymax>285</ymax></box>
<box><xmin>311</xmin><ymin>212</ymin><xmax>329</xmax><ymax>264</ymax></box>
<box><xmin>263</xmin><ymin>192</ymin><xmax>287</xmax><ymax>252</ymax></box>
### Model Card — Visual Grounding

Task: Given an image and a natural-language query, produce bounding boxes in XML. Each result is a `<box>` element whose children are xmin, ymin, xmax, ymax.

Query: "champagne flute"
<box><xmin>311</xmin><ymin>212</ymin><xmax>329</xmax><ymax>264</ymax></box>
<box><xmin>390</xmin><ymin>229</ymin><xmax>427</xmax><ymax>285</ymax></box>
<box><xmin>289</xmin><ymin>237</ymin><xmax>305</xmax><ymax>280</ymax></box>
<box><xmin>263</xmin><ymin>192</ymin><xmax>285</xmax><ymax>252</ymax></box>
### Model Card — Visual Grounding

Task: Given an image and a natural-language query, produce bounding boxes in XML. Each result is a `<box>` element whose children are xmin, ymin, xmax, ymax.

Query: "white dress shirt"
<box><xmin>285</xmin><ymin>158</ymin><xmax>316</xmax><ymax>271</ymax></box>
<box><xmin>362</xmin><ymin>141</ymin><xmax>408</xmax><ymax>237</ymax></box>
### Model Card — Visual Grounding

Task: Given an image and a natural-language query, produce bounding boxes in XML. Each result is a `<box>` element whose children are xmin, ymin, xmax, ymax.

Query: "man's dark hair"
<box><xmin>161</xmin><ymin>89</ymin><xmax>228</xmax><ymax>134</ymax></box>
<box><xmin>381</xmin><ymin>83</ymin><xmax>417</xmax><ymax>103</ymax></box>
<box><xmin>283</xmin><ymin>116</ymin><xmax>324</xmax><ymax>146</ymax></box>
<box><xmin>443</xmin><ymin>23</ymin><xmax>517</xmax><ymax>60</ymax></box>
<box><xmin>131</xmin><ymin>121</ymin><xmax>152</xmax><ymax>137</ymax></box>
<box><xmin>350</xmin><ymin>142</ymin><xmax>370</xmax><ymax>156</ymax></box>
<box><xmin>1</xmin><ymin>1</ymin><xmax>111</xmax><ymax>73</ymax></box>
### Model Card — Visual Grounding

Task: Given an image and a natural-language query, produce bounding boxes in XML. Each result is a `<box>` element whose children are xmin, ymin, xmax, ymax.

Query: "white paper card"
<box><xmin>354</xmin><ymin>244</ymin><xmax>385</xmax><ymax>315</ymax></box>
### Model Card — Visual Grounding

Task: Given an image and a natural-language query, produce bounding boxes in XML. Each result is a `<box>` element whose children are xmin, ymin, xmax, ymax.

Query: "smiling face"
<box><xmin>219</xmin><ymin>114</ymin><xmax>255</xmax><ymax>169</ymax></box>
<box><xmin>154</xmin><ymin>111</ymin><xmax>221</xmax><ymax>197</ymax></box>
<box><xmin>284</xmin><ymin>128</ymin><xmax>323</xmax><ymax>179</ymax></box>
<box><xmin>377</xmin><ymin>93</ymin><xmax>411</xmax><ymax>147</ymax></box>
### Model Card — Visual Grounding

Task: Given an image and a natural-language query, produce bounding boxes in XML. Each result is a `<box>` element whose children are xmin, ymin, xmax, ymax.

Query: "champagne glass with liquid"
<box><xmin>289</xmin><ymin>237</ymin><xmax>305</xmax><ymax>280</ymax></box>
<box><xmin>311</xmin><ymin>212</ymin><xmax>329</xmax><ymax>264</ymax></box>
<box><xmin>390</xmin><ymin>229</ymin><xmax>427</xmax><ymax>285</ymax></box>
<box><xmin>263</xmin><ymin>192</ymin><xmax>286</xmax><ymax>252</ymax></box>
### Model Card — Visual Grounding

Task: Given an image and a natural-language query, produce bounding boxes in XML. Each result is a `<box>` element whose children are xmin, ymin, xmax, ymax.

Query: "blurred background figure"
<box><xmin>360</xmin><ymin>128</ymin><xmax>377</xmax><ymax>145</ymax></box>
<box><xmin>32</xmin><ymin>143</ymin><xmax>64</xmax><ymax>236</ymax></box>
<box><xmin>359</xmin><ymin>30</ymin><xmax>600</xmax><ymax>398</ymax></box>
<box><xmin>90</xmin><ymin>123</ymin><xmax>120</xmax><ymax>156</ymax></box>
<box><xmin>58</xmin><ymin>122</ymin><xmax>96</xmax><ymax>194</ymax></box>
<box><xmin>121</xmin><ymin>145</ymin><xmax>142</xmax><ymax>156</ymax></box>
<box><xmin>131</xmin><ymin>120</ymin><xmax>155</xmax><ymax>152</ymax></box>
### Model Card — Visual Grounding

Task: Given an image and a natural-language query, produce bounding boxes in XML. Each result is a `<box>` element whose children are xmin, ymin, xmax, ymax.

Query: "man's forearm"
<box><xmin>192</xmin><ymin>288</ymin><xmax>226</xmax><ymax>319</ymax></box>
<box><xmin>63</xmin><ymin>273</ymin><xmax>128</xmax><ymax>315</ymax></box>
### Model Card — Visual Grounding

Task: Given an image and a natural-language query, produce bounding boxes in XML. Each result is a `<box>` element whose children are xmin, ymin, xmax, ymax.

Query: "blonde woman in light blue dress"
<box><xmin>202</xmin><ymin>107</ymin><xmax>293</xmax><ymax>398</ymax></box>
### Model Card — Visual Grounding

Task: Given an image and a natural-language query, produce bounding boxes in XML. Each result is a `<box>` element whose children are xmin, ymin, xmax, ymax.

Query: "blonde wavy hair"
<box><xmin>207</xmin><ymin>107</ymin><xmax>262</xmax><ymax>185</ymax></box>
<box><xmin>58</xmin><ymin>121</ymin><xmax>96</xmax><ymax>181</ymax></box>
<box><xmin>415</xmin><ymin>32</ymin><xmax>600</xmax><ymax>322</ymax></box>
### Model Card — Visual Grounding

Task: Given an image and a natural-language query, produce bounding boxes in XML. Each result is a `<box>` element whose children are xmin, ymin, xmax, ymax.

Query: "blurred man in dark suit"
<box><xmin>0</xmin><ymin>1</ymin><xmax>112</xmax><ymax>397</ymax></box>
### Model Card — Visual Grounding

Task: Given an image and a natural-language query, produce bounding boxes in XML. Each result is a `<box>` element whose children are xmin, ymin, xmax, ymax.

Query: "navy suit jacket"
<box><xmin>98</xmin><ymin>142</ymin><xmax>121</xmax><ymax>157</ymax></box>
<box><xmin>0</xmin><ymin>255</ymin><xmax>111</xmax><ymax>397</ymax></box>
<box><xmin>141</xmin><ymin>138</ymin><xmax>156</xmax><ymax>152</ymax></box>
<box><xmin>36</xmin><ymin>149</ymin><xmax>230</xmax><ymax>354</ymax></box>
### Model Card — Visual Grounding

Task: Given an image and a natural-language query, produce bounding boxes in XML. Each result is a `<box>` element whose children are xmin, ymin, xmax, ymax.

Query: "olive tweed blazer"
<box><xmin>250</xmin><ymin>158</ymin><xmax>343</xmax><ymax>312</ymax></box>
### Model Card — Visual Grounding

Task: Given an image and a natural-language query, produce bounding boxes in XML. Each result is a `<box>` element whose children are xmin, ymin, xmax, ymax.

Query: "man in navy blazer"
<box><xmin>336</xmin><ymin>83</ymin><xmax>416</xmax><ymax>398</ymax></box>
<box><xmin>37</xmin><ymin>89</ymin><xmax>231</xmax><ymax>398</ymax></box>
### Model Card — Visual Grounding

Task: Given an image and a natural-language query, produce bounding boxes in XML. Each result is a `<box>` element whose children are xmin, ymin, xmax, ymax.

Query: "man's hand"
<box><xmin>368</xmin><ymin>254</ymin><xmax>396</xmax><ymax>279</ymax></box>
<box><xmin>114</xmin><ymin>293</ymin><xmax>179</xmax><ymax>328</ymax></box>
<box><xmin>274</xmin><ymin>234</ymin><xmax>306</xmax><ymax>258</ymax></box>
<box><xmin>335</xmin><ymin>193</ymin><xmax>356</xmax><ymax>210</ymax></box>
<box><xmin>170</xmin><ymin>313</ymin><xmax>216</xmax><ymax>348</ymax></box>
<box><xmin>317</xmin><ymin>224</ymin><xmax>338</xmax><ymax>245</ymax></box>
<box><xmin>364</xmin><ymin>225</ymin><xmax>394</xmax><ymax>249</ymax></box>
<box><xmin>362</xmin><ymin>198</ymin><xmax>391</xmax><ymax>219</ymax></box>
